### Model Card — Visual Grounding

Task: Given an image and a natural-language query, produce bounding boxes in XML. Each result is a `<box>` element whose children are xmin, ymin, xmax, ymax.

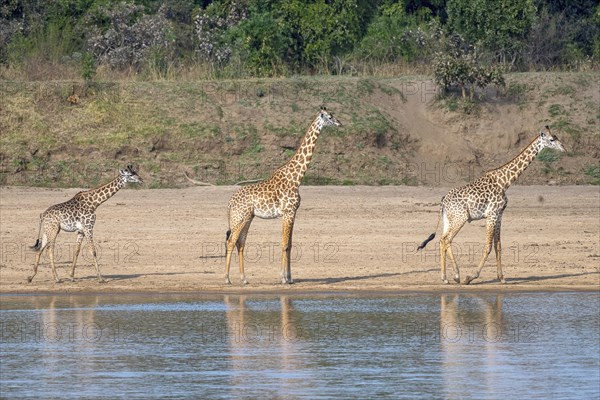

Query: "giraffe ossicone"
<box><xmin>224</xmin><ymin>108</ymin><xmax>342</xmax><ymax>285</ymax></box>
<box><xmin>417</xmin><ymin>126</ymin><xmax>565</xmax><ymax>285</ymax></box>
<box><xmin>29</xmin><ymin>165</ymin><xmax>143</xmax><ymax>283</ymax></box>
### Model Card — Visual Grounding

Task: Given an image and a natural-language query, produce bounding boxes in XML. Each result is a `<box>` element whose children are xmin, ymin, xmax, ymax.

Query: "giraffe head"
<box><xmin>120</xmin><ymin>165</ymin><xmax>143</xmax><ymax>184</ymax></box>
<box><xmin>538</xmin><ymin>126</ymin><xmax>565</xmax><ymax>152</ymax></box>
<box><xmin>317</xmin><ymin>107</ymin><xmax>342</xmax><ymax>128</ymax></box>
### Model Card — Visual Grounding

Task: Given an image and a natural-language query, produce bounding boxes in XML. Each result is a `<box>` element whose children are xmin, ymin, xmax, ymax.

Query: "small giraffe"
<box><xmin>417</xmin><ymin>127</ymin><xmax>565</xmax><ymax>285</ymax></box>
<box><xmin>225</xmin><ymin>108</ymin><xmax>342</xmax><ymax>285</ymax></box>
<box><xmin>29</xmin><ymin>165</ymin><xmax>142</xmax><ymax>283</ymax></box>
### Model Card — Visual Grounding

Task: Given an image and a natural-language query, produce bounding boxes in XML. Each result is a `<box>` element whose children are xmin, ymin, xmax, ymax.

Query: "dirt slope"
<box><xmin>0</xmin><ymin>73</ymin><xmax>598</xmax><ymax>188</ymax></box>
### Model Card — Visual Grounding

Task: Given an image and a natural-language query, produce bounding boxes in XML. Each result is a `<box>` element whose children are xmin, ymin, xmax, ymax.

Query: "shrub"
<box><xmin>447</xmin><ymin>0</ymin><xmax>536</xmax><ymax>68</ymax></box>
<box><xmin>228</xmin><ymin>11</ymin><xmax>290</xmax><ymax>76</ymax></box>
<box><xmin>194</xmin><ymin>0</ymin><xmax>248</xmax><ymax>66</ymax></box>
<box><xmin>86</xmin><ymin>2</ymin><xmax>175</xmax><ymax>70</ymax></box>
<box><xmin>355</xmin><ymin>3</ymin><xmax>423</xmax><ymax>63</ymax></box>
<box><xmin>433</xmin><ymin>34</ymin><xmax>505</xmax><ymax>98</ymax></box>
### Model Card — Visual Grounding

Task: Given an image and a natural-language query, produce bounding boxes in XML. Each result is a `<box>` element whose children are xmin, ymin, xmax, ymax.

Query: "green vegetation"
<box><xmin>1</xmin><ymin>0</ymin><xmax>598</xmax><ymax>189</ymax></box>
<box><xmin>1</xmin><ymin>1</ymin><xmax>598</xmax><ymax>80</ymax></box>
<box><xmin>584</xmin><ymin>164</ymin><xmax>600</xmax><ymax>185</ymax></box>
<box><xmin>537</xmin><ymin>148</ymin><xmax>560</xmax><ymax>163</ymax></box>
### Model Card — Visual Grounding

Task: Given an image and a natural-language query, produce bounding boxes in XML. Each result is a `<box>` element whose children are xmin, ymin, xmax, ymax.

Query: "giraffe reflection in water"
<box><xmin>224</xmin><ymin>295</ymin><xmax>310</xmax><ymax>393</ymax></box>
<box><xmin>440</xmin><ymin>294</ymin><xmax>506</xmax><ymax>397</ymax></box>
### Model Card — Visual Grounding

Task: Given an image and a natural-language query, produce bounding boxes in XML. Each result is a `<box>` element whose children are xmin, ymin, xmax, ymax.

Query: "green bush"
<box><xmin>81</xmin><ymin>51</ymin><xmax>96</xmax><ymax>82</ymax></box>
<box><xmin>584</xmin><ymin>164</ymin><xmax>600</xmax><ymax>185</ymax></box>
<box><xmin>447</xmin><ymin>0</ymin><xmax>536</xmax><ymax>67</ymax></box>
<box><xmin>296</xmin><ymin>0</ymin><xmax>362</xmax><ymax>70</ymax></box>
<box><xmin>537</xmin><ymin>148</ymin><xmax>560</xmax><ymax>163</ymax></box>
<box><xmin>355</xmin><ymin>3</ymin><xmax>423</xmax><ymax>63</ymax></box>
<box><xmin>228</xmin><ymin>10</ymin><xmax>290</xmax><ymax>76</ymax></box>
<box><xmin>0</xmin><ymin>0</ymin><xmax>598</xmax><ymax>77</ymax></box>
<box><xmin>433</xmin><ymin>34</ymin><xmax>505</xmax><ymax>98</ymax></box>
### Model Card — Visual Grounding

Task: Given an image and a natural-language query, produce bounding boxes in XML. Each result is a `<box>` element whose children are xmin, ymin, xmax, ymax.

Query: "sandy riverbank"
<box><xmin>1</xmin><ymin>185</ymin><xmax>598</xmax><ymax>294</ymax></box>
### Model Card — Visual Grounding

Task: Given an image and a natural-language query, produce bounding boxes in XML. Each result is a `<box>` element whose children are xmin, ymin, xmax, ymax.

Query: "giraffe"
<box><xmin>224</xmin><ymin>108</ymin><xmax>342</xmax><ymax>285</ymax></box>
<box><xmin>29</xmin><ymin>165</ymin><xmax>142</xmax><ymax>283</ymax></box>
<box><xmin>417</xmin><ymin>127</ymin><xmax>565</xmax><ymax>285</ymax></box>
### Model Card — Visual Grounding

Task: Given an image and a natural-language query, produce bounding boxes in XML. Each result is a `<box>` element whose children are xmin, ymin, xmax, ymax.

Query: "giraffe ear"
<box><xmin>540</xmin><ymin>125</ymin><xmax>551</xmax><ymax>138</ymax></box>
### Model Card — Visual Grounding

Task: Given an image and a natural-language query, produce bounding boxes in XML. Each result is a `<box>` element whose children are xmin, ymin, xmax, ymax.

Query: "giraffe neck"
<box><xmin>283</xmin><ymin>117</ymin><xmax>324</xmax><ymax>186</ymax></box>
<box><xmin>490</xmin><ymin>136</ymin><xmax>544</xmax><ymax>190</ymax></box>
<box><xmin>80</xmin><ymin>176</ymin><xmax>126</xmax><ymax>210</ymax></box>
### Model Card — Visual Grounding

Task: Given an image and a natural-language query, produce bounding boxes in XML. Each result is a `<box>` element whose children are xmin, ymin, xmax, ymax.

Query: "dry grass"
<box><xmin>0</xmin><ymin>71</ymin><xmax>598</xmax><ymax>188</ymax></box>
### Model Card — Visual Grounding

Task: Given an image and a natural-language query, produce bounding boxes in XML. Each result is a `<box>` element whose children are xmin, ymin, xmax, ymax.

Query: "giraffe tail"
<box><xmin>225</xmin><ymin>204</ymin><xmax>232</xmax><ymax>245</ymax></box>
<box><xmin>417</xmin><ymin>203</ymin><xmax>443</xmax><ymax>251</ymax></box>
<box><xmin>417</xmin><ymin>233</ymin><xmax>436</xmax><ymax>251</ymax></box>
<box><xmin>31</xmin><ymin>215</ymin><xmax>43</xmax><ymax>250</ymax></box>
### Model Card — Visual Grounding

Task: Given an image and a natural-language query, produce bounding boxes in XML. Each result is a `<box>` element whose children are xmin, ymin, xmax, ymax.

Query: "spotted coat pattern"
<box><xmin>418</xmin><ymin>127</ymin><xmax>565</xmax><ymax>285</ymax></box>
<box><xmin>225</xmin><ymin>109</ymin><xmax>342</xmax><ymax>285</ymax></box>
<box><xmin>29</xmin><ymin>166</ymin><xmax>142</xmax><ymax>283</ymax></box>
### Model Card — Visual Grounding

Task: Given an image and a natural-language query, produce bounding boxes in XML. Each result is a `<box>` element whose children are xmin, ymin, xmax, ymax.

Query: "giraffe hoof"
<box><xmin>453</xmin><ymin>276</ymin><xmax>461</xmax><ymax>284</ymax></box>
<box><xmin>27</xmin><ymin>277</ymin><xmax>33</xmax><ymax>283</ymax></box>
<box><xmin>225</xmin><ymin>276</ymin><xmax>231</xmax><ymax>284</ymax></box>
<box><xmin>98</xmin><ymin>279</ymin><xmax>106</xmax><ymax>284</ymax></box>
<box><xmin>241</xmin><ymin>280</ymin><xmax>248</xmax><ymax>285</ymax></box>
<box><xmin>442</xmin><ymin>279</ymin><xmax>449</xmax><ymax>285</ymax></box>
<box><xmin>464</xmin><ymin>276</ymin><xmax>473</xmax><ymax>285</ymax></box>
<box><xmin>499</xmin><ymin>278</ymin><xmax>506</xmax><ymax>284</ymax></box>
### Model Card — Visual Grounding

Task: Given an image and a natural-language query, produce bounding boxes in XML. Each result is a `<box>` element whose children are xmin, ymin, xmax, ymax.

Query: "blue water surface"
<box><xmin>1</xmin><ymin>292</ymin><xmax>598</xmax><ymax>399</ymax></box>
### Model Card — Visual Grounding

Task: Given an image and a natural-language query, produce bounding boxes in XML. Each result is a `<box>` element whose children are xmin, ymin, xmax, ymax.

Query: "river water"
<box><xmin>1</xmin><ymin>292</ymin><xmax>598</xmax><ymax>399</ymax></box>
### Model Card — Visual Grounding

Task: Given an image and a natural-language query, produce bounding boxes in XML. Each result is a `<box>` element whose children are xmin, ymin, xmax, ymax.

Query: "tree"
<box><xmin>433</xmin><ymin>34</ymin><xmax>505</xmax><ymax>98</ymax></box>
<box><xmin>447</xmin><ymin>0</ymin><xmax>536</xmax><ymax>67</ymax></box>
<box><xmin>298</xmin><ymin>0</ymin><xmax>363</xmax><ymax>69</ymax></box>
<box><xmin>86</xmin><ymin>2</ymin><xmax>175</xmax><ymax>70</ymax></box>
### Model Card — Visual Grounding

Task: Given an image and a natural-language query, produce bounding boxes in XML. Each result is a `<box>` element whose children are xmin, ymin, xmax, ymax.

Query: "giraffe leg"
<box><xmin>465</xmin><ymin>216</ymin><xmax>497</xmax><ymax>285</ymax></box>
<box><xmin>494</xmin><ymin>217</ymin><xmax>505</xmax><ymax>284</ymax></box>
<box><xmin>439</xmin><ymin>214</ymin><xmax>467</xmax><ymax>284</ymax></box>
<box><xmin>69</xmin><ymin>232</ymin><xmax>84</xmax><ymax>282</ymax></box>
<box><xmin>446</xmin><ymin>243</ymin><xmax>462</xmax><ymax>284</ymax></box>
<box><xmin>46</xmin><ymin>226</ymin><xmax>62</xmax><ymax>283</ymax></box>
<box><xmin>29</xmin><ymin>233</ymin><xmax>49</xmax><ymax>283</ymax></box>
<box><xmin>29</xmin><ymin>251</ymin><xmax>42</xmax><ymax>283</ymax></box>
<box><xmin>48</xmin><ymin>241</ymin><xmax>61</xmax><ymax>283</ymax></box>
<box><xmin>225</xmin><ymin>218</ymin><xmax>252</xmax><ymax>285</ymax></box>
<box><xmin>440</xmin><ymin>239</ymin><xmax>449</xmax><ymax>284</ymax></box>
<box><xmin>224</xmin><ymin>228</ymin><xmax>240</xmax><ymax>285</ymax></box>
<box><xmin>236</xmin><ymin>221</ymin><xmax>252</xmax><ymax>285</ymax></box>
<box><xmin>83</xmin><ymin>228</ymin><xmax>104</xmax><ymax>283</ymax></box>
<box><xmin>281</xmin><ymin>213</ymin><xmax>295</xmax><ymax>284</ymax></box>
<box><xmin>88</xmin><ymin>240</ymin><xmax>104</xmax><ymax>283</ymax></box>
